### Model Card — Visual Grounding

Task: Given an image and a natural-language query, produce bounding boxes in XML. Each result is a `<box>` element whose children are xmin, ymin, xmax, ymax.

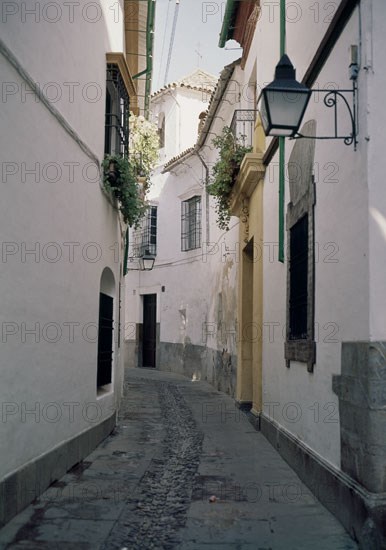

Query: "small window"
<box><xmin>97</xmin><ymin>293</ymin><xmax>114</xmax><ymax>387</ymax></box>
<box><xmin>289</xmin><ymin>215</ymin><xmax>308</xmax><ymax>340</ymax></box>
<box><xmin>181</xmin><ymin>196</ymin><xmax>201</xmax><ymax>251</ymax></box>
<box><xmin>158</xmin><ymin>112</ymin><xmax>165</xmax><ymax>148</ymax></box>
<box><xmin>97</xmin><ymin>268</ymin><xmax>115</xmax><ymax>390</ymax></box>
<box><xmin>134</xmin><ymin>206</ymin><xmax>158</xmax><ymax>257</ymax></box>
<box><xmin>104</xmin><ymin>64</ymin><xmax>130</xmax><ymax>156</ymax></box>
<box><xmin>198</xmin><ymin>111</ymin><xmax>207</xmax><ymax>134</ymax></box>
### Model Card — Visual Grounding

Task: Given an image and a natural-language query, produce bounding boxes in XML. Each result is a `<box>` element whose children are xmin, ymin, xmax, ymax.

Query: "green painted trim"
<box><xmin>133</xmin><ymin>68</ymin><xmax>148</xmax><ymax>79</ymax></box>
<box><xmin>280</xmin><ymin>0</ymin><xmax>286</xmax><ymax>56</ymax></box>
<box><xmin>144</xmin><ymin>0</ymin><xmax>156</xmax><ymax>118</ymax></box>
<box><xmin>132</xmin><ymin>0</ymin><xmax>156</xmax><ymax>119</ymax></box>
<box><xmin>279</xmin><ymin>138</ymin><xmax>285</xmax><ymax>263</ymax></box>
<box><xmin>123</xmin><ymin>228</ymin><xmax>129</xmax><ymax>276</ymax></box>
<box><xmin>278</xmin><ymin>0</ymin><xmax>286</xmax><ymax>263</ymax></box>
<box><xmin>218</xmin><ymin>0</ymin><xmax>237</xmax><ymax>48</ymax></box>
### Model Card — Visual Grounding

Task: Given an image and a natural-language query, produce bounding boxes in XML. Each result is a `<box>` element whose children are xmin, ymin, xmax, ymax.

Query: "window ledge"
<box><xmin>106</xmin><ymin>52</ymin><xmax>136</xmax><ymax>99</ymax></box>
<box><xmin>230</xmin><ymin>152</ymin><xmax>265</xmax><ymax>217</ymax></box>
<box><xmin>285</xmin><ymin>340</ymin><xmax>315</xmax><ymax>372</ymax></box>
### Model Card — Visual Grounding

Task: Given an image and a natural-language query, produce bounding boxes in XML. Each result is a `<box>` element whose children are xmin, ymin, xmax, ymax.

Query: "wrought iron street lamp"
<box><xmin>138</xmin><ymin>251</ymin><xmax>155</xmax><ymax>271</ymax></box>
<box><xmin>260</xmin><ymin>54</ymin><xmax>311</xmax><ymax>137</ymax></box>
<box><xmin>126</xmin><ymin>251</ymin><xmax>155</xmax><ymax>272</ymax></box>
<box><xmin>259</xmin><ymin>53</ymin><xmax>358</xmax><ymax>149</ymax></box>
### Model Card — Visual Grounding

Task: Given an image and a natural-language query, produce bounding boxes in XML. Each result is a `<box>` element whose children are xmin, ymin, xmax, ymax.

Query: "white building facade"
<box><xmin>0</xmin><ymin>0</ymin><xmax>153</xmax><ymax>525</ymax></box>
<box><xmin>217</xmin><ymin>0</ymin><xmax>386</xmax><ymax>547</ymax></box>
<box><xmin>124</xmin><ymin>67</ymin><xmax>243</xmax><ymax>394</ymax></box>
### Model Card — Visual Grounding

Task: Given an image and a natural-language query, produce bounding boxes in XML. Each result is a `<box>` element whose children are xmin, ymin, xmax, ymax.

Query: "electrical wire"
<box><xmin>151</xmin><ymin>220</ymin><xmax>240</xmax><ymax>269</ymax></box>
<box><xmin>163</xmin><ymin>0</ymin><xmax>180</xmax><ymax>86</ymax></box>
<box><xmin>156</xmin><ymin>0</ymin><xmax>172</xmax><ymax>89</ymax></box>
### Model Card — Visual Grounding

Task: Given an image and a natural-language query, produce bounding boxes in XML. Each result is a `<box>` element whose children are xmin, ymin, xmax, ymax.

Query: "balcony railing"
<box><xmin>230</xmin><ymin>110</ymin><xmax>258</xmax><ymax>148</ymax></box>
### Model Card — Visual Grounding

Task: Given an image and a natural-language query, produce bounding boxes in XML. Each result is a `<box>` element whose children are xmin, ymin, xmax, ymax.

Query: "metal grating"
<box><xmin>134</xmin><ymin>206</ymin><xmax>157</xmax><ymax>257</ymax></box>
<box><xmin>181</xmin><ymin>196</ymin><xmax>202</xmax><ymax>251</ymax></box>
<box><xmin>105</xmin><ymin>64</ymin><xmax>130</xmax><ymax>157</ymax></box>
<box><xmin>230</xmin><ymin>109</ymin><xmax>258</xmax><ymax>148</ymax></box>
<box><xmin>289</xmin><ymin>215</ymin><xmax>308</xmax><ymax>340</ymax></box>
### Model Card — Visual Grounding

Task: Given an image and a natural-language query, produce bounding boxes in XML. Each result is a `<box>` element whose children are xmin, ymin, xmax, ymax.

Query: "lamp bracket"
<box><xmin>291</xmin><ymin>81</ymin><xmax>358</xmax><ymax>150</ymax></box>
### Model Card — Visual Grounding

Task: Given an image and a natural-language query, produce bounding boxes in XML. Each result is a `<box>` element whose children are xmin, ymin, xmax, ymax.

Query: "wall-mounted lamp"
<box><xmin>126</xmin><ymin>251</ymin><xmax>155</xmax><ymax>272</ymax></box>
<box><xmin>138</xmin><ymin>252</ymin><xmax>155</xmax><ymax>271</ymax></box>
<box><xmin>259</xmin><ymin>53</ymin><xmax>358</xmax><ymax>149</ymax></box>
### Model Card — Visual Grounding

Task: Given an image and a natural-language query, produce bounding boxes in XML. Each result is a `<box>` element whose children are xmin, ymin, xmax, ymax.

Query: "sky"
<box><xmin>152</xmin><ymin>0</ymin><xmax>240</xmax><ymax>92</ymax></box>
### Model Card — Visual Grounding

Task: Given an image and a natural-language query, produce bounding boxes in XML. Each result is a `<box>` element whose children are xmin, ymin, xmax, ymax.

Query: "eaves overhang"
<box><xmin>218</xmin><ymin>0</ymin><xmax>238</xmax><ymax>48</ymax></box>
<box><xmin>162</xmin><ymin>59</ymin><xmax>241</xmax><ymax>174</ymax></box>
<box><xmin>126</xmin><ymin>0</ymin><xmax>156</xmax><ymax>118</ymax></box>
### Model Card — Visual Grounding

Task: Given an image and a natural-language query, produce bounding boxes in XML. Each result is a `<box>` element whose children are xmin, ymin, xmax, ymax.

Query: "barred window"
<box><xmin>134</xmin><ymin>206</ymin><xmax>157</xmax><ymax>257</ymax></box>
<box><xmin>158</xmin><ymin>112</ymin><xmax>165</xmax><ymax>148</ymax></box>
<box><xmin>104</xmin><ymin>64</ymin><xmax>130</xmax><ymax>157</ymax></box>
<box><xmin>181</xmin><ymin>196</ymin><xmax>201</xmax><ymax>251</ymax></box>
<box><xmin>289</xmin><ymin>214</ymin><xmax>308</xmax><ymax>340</ymax></box>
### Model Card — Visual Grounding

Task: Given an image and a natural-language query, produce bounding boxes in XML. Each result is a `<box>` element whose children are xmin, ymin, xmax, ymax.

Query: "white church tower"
<box><xmin>150</xmin><ymin>68</ymin><xmax>218</xmax><ymax>164</ymax></box>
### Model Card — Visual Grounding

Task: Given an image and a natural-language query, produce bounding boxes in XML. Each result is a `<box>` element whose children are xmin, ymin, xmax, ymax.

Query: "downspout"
<box><xmin>123</xmin><ymin>228</ymin><xmax>129</xmax><ymax>276</ymax></box>
<box><xmin>278</xmin><ymin>0</ymin><xmax>286</xmax><ymax>263</ymax></box>
<box><xmin>133</xmin><ymin>0</ymin><xmax>156</xmax><ymax>119</ymax></box>
<box><xmin>196</xmin><ymin>152</ymin><xmax>210</xmax><ymax>244</ymax></box>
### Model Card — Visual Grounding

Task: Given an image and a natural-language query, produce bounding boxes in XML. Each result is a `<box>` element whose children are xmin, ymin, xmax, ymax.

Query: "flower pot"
<box><xmin>107</xmin><ymin>160</ymin><xmax>119</xmax><ymax>185</ymax></box>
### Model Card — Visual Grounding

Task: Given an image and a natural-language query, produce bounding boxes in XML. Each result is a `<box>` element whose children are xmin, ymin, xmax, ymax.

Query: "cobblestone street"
<box><xmin>0</xmin><ymin>369</ymin><xmax>357</xmax><ymax>549</ymax></box>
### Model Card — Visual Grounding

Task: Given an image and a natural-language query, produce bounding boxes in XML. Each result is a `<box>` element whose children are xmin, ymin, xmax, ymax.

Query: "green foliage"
<box><xmin>102</xmin><ymin>113</ymin><xmax>159</xmax><ymax>227</ymax></box>
<box><xmin>102</xmin><ymin>155</ymin><xmax>146</xmax><ymax>228</ymax></box>
<box><xmin>208</xmin><ymin>126</ymin><xmax>252</xmax><ymax>230</ymax></box>
<box><xmin>129</xmin><ymin>113</ymin><xmax>160</xmax><ymax>185</ymax></box>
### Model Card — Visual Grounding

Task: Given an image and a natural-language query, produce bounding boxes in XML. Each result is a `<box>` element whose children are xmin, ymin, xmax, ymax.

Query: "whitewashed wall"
<box><xmin>364</xmin><ymin>0</ymin><xmax>386</xmax><ymax>341</ymax></box>
<box><xmin>0</xmin><ymin>1</ymin><xmax>126</xmax><ymax>480</ymax></box>
<box><xmin>150</xmin><ymin>87</ymin><xmax>213</xmax><ymax>163</ymax></box>
<box><xmin>125</xmin><ymin>82</ymin><xmax>240</xmax><ymax>380</ymax></box>
<box><xmin>239</xmin><ymin>2</ymin><xmax>374</xmax><ymax>467</ymax></box>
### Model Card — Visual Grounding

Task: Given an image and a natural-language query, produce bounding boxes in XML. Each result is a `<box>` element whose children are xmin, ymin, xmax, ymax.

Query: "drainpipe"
<box><xmin>133</xmin><ymin>0</ymin><xmax>156</xmax><ymax>119</ymax></box>
<box><xmin>278</xmin><ymin>0</ymin><xmax>286</xmax><ymax>263</ymax></box>
<box><xmin>123</xmin><ymin>228</ymin><xmax>129</xmax><ymax>276</ymax></box>
<box><xmin>196</xmin><ymin>152</ymin><xmax>210</xmax><ymax>244</ymax></box>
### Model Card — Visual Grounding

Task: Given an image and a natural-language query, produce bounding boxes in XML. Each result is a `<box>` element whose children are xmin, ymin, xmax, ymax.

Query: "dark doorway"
<box><xmin>142</xmin><ymin>294</ymin><xmax>157</xmax><ymax>368</ymax></box>
<box><xmin>97</xmin><ymin>292</ymin><xmax>114</xmax><ymax>387</ymax></box>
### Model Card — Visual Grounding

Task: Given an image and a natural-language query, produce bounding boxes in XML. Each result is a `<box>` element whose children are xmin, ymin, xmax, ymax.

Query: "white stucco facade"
<box><xmin>231</xmin><ymin>0</ymin><xmax>385</xmax><ymax>469</ymax></box>
<box><xmin>0</xmin><ymin>0</ymin><xmax>139</xmax><ymax>503</ymax></box>
<box><xmin>125</xmin><ymin>69</ymin><xmax>242</xmax><ymax>392</ymax></box>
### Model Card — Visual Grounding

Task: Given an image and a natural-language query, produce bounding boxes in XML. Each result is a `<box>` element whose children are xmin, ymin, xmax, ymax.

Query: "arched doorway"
<box><xmin>97</xmin><ymin>267</ymin><xmax>116</xmax><ymax>389</ymax></box>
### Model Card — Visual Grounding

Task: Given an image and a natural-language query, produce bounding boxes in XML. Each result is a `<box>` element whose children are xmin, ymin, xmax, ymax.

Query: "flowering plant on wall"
<box><xmin>129</xmin><ymin>113</ymin><xmax>160</xmax><ymax>186</ymax></box>
<box><xmin>208</xmin><ymin>126</ymin><xmax>252</xmax><ymax>230</ymax></box>
<box><xmin>102</xmin><ymin>113</ymin><xmax>159</xmax><ymax>227</ymax></box>
<box><xmin>102</xmin><ymin>155</ymin><xmax>146</xmax><ymax>228</ymax></box>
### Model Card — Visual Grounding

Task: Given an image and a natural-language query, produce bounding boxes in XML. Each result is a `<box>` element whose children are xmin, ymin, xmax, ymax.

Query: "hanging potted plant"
<box><xmin>105</xmin><ymin>158</ymin><xmax>119</xmax><ymax>185</ymax></box>
<box><xmin>102</xmin><ymin>154</ymin><xmax>146</xmax><ymax>227</ymax></box>
<box><xmin>208</xmin><ymin>126</ymin><xmax>252</xmax><ymax>230</ymax></box>
<box><xmin>102</xmin><ymin>112</ymin><xmax>159</xmax><ymax>227</ymax></box>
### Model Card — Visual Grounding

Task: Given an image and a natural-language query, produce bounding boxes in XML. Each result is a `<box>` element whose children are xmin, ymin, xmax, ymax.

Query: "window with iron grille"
<box><xmin>289</xmin><ymin>215</ymin><xmax>308</xmax><ymax>340</ymax></box>
<box><xmin>181</xmin><ymin>196</ymin><xmax>202</xmax><ymax>251</ymax></box>
<box><xmin>158</xmin><ymin>112</ymin><xmax>165</xmax><ymax>148</ymax></box>
<box><xmin>134</xmin><ymin>206</ymin><xmax>157</xmax><ymax>257</ymax></box>
<box><xmin>104</xmin><ymin>64</ymin><xmax>130</xmax><ymax>157</ymax></box>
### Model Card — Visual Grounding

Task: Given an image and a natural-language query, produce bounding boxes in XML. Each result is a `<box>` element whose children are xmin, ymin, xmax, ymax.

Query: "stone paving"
<box><xmin>0</xmin><ymin>368</ymin><xmax>357</xmax><ymax>549</ymax></box>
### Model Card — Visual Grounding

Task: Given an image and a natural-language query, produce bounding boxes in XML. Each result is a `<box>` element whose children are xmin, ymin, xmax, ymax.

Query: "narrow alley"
<box><xmin>0</xmin><ymin>369</ymin><xmax>357</xmax><ymax>550</ymax></box>
<box><xmin>1</xmin><ymin>0</ymin><xmax>386</xmax><ymax>548</ymax></box>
